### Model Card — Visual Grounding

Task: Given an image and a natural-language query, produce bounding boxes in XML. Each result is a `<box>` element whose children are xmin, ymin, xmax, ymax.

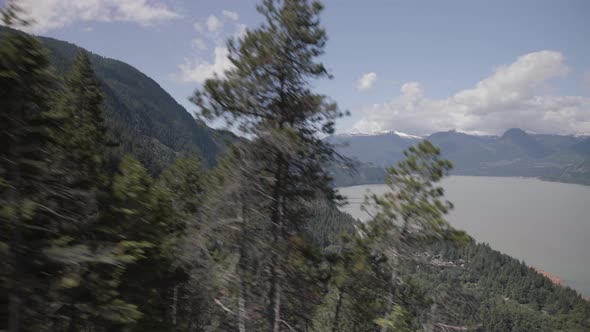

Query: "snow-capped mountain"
<box><xmin>337</xmin><ymin>129</ymin><xmax>422</xmax><ymax>140</ymax></box>
<box><xmin>326</xmin><ymin>128</ymin><xmax>590</xmax><ymax>186</ymax></box>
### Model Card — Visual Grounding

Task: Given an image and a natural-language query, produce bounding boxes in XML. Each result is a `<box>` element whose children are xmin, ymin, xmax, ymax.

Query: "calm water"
<box><xmin>338</xmin><ymin>176</ymin><xmax>590</xmax><ymax>296</ymax></box>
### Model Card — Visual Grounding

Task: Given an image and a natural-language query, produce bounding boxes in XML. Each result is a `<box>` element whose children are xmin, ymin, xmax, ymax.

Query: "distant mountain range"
<box><xmin>4</xmin><ymin>27</ymin><xmax>589</xmax><ymax>187</ymax></box>
<box><xmin>327</xmin><ymin>128</ymin><xmax>590</xmax><ymax>186</ymax></box>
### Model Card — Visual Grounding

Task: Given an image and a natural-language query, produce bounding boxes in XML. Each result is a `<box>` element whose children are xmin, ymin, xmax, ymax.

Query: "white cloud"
<box><xmin>176</xmin><ymin>12</ymin><xmax>249</xmax><ymax>84</ymax></box>
<box><xmin>176</xmin><ymin>46</ymin><xmax>233</xmax><ymax>83</ymax></box>
<box><xmin>191</xmin><ymin>38</ymin><xmax>207</xmax><ymax>51</ymax></box>
<box><xmin>352</xmin><ymin>51</ymin><xmax>590</xmax><ymax>135</ymax></box>
<box><xmin>206</xmin><ymin>15</ymin><xmax>222</xmax><ymax>33</ymax></box>
<box><xmin>357</xmin><ymin>72</ymin><xmax>378</xmax><ymax>91</ymax></box>
<box><xmin>235</xmin><ymin>23</ymin><xmax>248</xmax><ymax>39</ymax></box>
<box><xmin>222</xmin><ymin>10</ymin><xmax>239</xmax><ymax>21</ymax></box>
<box><xmin>18</xmin><ymin>0</ymin><xmax>179</xmax><ymax>33</ymax></box>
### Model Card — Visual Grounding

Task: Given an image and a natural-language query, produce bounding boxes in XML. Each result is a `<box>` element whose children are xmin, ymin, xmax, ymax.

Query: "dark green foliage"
<box><xmin>158</xmin><ymin>156</ymin><xmax>211</xmax><ymax>330</ymax></box>
<box><xmin>42</xmin><ymin>34</ymin><xmax>226</xmax><ymax>172</ymax></box>
<box><xmin>101</xmin><ymin>156</ymin><xmax>177</xmax><ymax>331</ymax></box>
<box><xmin>44</xmin><ymin>50</ymin><xmax>142</xmax><ymax>331</ymax></box>
<box><xmin>366</xmin><ymin>140</ymin><xmax>463</xmax><ymax>242</ymax></box>
<box><xmin>53</xmin><ymin>50</ymin><xmax>107</xmax><ymax>186</ymax></box>
<box><xmin>403</xmin><ymin>240</ymin><xmax>590</xmax><ymax>331</ymax></box>
<box><xmin>0</xmin><ymin>18</ymin><xmax>200</xmax><ymax>330</ymax></box>
<box><xmin>0</xmin><ymin>25</ymin><xmax>229</xmax><ymax>175</ymax></box>
<box><xmin>305</xmin><ymin>200</ymin><xmax>357</xmax><ymax>247</ymax></box>
<box><xmin>0</xmin><ymin>24</ymin><xmax>60</xmax><ymax>332</ymax></box>
<box><xmin>194</xmin><ymin>0</ymin><xmax>346</xmax><ymax>330</ymax></box>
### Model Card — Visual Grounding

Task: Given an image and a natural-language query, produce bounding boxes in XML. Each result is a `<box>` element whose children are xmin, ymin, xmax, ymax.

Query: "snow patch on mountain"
<box><xmin>339</xmin><ymin>129</ymin><xmax>423</xmax><ymax>139</ymax></box>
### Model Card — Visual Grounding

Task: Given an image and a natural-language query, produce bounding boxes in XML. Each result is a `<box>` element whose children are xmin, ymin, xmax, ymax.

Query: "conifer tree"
<box><xmin>364</xmin><ymin>140</ymin><xmax>467</xmax><ymax>331</ymax></box>
<box><xmin>102</xmin><ymin>156</ymin><xmax>176</xmax><ymax>331</ymax></box>
<box><xmin>158</xmin><ymin>155</ymin><xmax>208</xmax><ymax>328</ymax></box>
<box><xmin>0</xmin><ymin>12</ymin><xmax>60</xmax><ymax>331</ymax></box>
<box><xmin>45</xmin><ymin>49</ymin><xmax>140</xmax><ymax>331</ymax></box>
<box><xmin>55</xmin><ymin>50</ymin><xmax>106</xmax><ymax>189</ymax></box>
<box><xmin>194</xmin><ymin>0</ymin><xmax>345</xmax><ymax>330</ymax></box>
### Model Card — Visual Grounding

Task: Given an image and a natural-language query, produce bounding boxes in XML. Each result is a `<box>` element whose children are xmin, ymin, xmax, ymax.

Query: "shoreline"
<box><xmin>335</xmin><ymin>174</ymin><xmax>590</xmax><ymax>190</ymax></box>
<box><xmin>532</xmin><ymin>267</ymin><xmax>590</xmax><ymax>302</ymax></box>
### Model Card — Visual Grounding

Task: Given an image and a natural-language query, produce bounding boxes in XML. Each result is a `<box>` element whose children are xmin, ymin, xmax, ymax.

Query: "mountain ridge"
<box><xmin>0</xmin><ymin>25</ymin><xmax>229</xmax><ymax>174</ymax></box>
<box><xmin>328</xmin><ymin>128</ymin><xmax>590</xmax><ymax>186</ymax></box>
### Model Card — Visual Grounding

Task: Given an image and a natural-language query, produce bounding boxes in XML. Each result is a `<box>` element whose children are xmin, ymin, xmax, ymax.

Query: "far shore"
<box><xmin>532</xmin><ymin>267</ymin><xmax>589</xmax><ymax>302</ymax></box>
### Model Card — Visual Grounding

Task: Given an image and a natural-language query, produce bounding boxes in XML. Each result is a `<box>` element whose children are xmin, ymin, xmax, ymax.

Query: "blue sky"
<box><xmin>10</xmin><ymin>0</ymin><xmax>590</xmax><ymax>135</ymax></box>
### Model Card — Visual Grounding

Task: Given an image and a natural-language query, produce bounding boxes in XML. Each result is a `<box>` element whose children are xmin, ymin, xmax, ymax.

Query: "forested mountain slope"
<box><xmin>0</xmin><ymin>26</ymin><xmax>229</xmax><ymax>174</ymax></box>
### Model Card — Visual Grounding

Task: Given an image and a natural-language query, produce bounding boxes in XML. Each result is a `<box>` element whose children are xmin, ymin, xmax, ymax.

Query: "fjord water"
<box><xmin>338</xmin><ymin>176</ymin><xmax>590</xmax><ymax>297</ymax></box>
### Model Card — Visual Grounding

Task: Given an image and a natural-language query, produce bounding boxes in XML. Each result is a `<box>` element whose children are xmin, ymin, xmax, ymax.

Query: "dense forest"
<box><xmin>0</xmin><ymin>24</ymin><xmax>232</xmax><ymax>175</ymax></box>
<box><xmin>1</xmin><ymin>0</ymin><xmax>589</xmax><ymax>331</ymax></box>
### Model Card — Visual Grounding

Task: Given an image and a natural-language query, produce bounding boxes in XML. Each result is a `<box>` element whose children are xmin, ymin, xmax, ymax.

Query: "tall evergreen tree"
<box><xmin>54</xmin><ymin>50</ymin><xmax>107</xmax><ymax>189</ymax></box>
<box><xmin>102</xmin><ymin>156</ymin><xmax>176</xmax><ymax>331</ymax></box>
<box><xmin>194</xmin><ymin>0</ymin><xmax>345</xmax><ymax>330</ymax></box>
<box><xmin>45</xmin><ymin>50</ymin><xmax>140</xmax><ymax>331</ymax></box>
<box><xmin>364</xmin><ymin>140</ymin><xmax>467</xmax><ymax>331</ymax></box>
<box><xmin>158</xmin><ymin>155</ymin><xmax>208</xmax><ymax>329</ymax></box>
<box><xmin>0</xmin><ymin>12</ymin><xmax>60</xmax><ymax>331</ymax></box>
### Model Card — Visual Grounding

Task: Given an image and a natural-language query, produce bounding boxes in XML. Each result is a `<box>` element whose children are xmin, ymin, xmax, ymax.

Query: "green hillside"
<box><xmin>0</xmin><ymin>26</ymin><xmax>228</xmax><ymax>174</ymax></box>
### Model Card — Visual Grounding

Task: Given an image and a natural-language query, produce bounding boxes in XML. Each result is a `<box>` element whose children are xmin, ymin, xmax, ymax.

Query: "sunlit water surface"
<box><xmin>338</xmin><ymin>176</ymin><xmax>590</xmax><ymax>296</ymax></box>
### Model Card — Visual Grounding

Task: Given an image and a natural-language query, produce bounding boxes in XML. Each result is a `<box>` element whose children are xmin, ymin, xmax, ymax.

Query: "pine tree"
<box><xmin>194</xmin><ymin>0</ymin><xmax>345</xmax><ymax>330</ymax></box>
<box><xmin>43</xmin><ymin>49</ymin><xmax>141</xmax><ymax>331</ymax></box>
<box><xmin>364</xmin><ymin>140</ymin><xmax>468</xmax><ymax>331</ymax></box>
<box><xmin>158</xmin><ymin>155</ymin><xmax>208</xmax><ymax>328</ymax></box>
<box><xmin>102</xmin><ymin>156</ymin><xmax>176</xmax><ymax>331</ymax></box>
<box><xmin>54</xmin><ymin>50</ymin><xmax>106</xmax><ymax>189</ymax></box>
<box><xmin>0</xmin><ymin>15</ymin><xmax>60</xmax><ymax>331</ymax></box>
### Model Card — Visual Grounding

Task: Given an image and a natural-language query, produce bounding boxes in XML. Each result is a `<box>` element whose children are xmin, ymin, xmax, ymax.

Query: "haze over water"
<box><xmin>338</xmin><ymin>176</ymin><xmax>590</xmax><ymax>297</ymax></box>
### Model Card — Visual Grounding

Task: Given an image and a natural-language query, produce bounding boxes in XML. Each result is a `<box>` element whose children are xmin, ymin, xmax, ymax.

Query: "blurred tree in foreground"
<box><xmin>194</xmin><ymin>0</ymin><xmax>345</xmax><ymax>330</ymax></box>
<box><xmin>0</xmin><ymin>8</ymin><xmax>59</xmax><ymax>330</ymax></box>
<box><xmin>363</xmin><ymin>141</ymin><xmax>468</xmax><ymax>331</ymax></box>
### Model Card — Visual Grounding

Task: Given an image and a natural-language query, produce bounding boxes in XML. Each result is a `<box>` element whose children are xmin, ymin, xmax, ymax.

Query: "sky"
<box><xmin>7</xmin><ymin>0</ymin><xmax>590</xmax><ymax>136</ymax></box>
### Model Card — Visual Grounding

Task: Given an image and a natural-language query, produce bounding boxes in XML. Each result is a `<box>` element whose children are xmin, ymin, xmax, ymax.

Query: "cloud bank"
<box><xmin>206</xmin><ymin>15</ymin><xmax>222</xmax><ymax>33</ymax></box>
<box><xmin>175</xmin><ymin>9</ymin><xmax>246</xmax><ymax>83</ymax></box>
<box><xmin>352</xmin><ymin>51</ymin><xmax>590</xmax><ymax>135</ymax></box>
<box><xmin>176</xmin><ymin>46</ymin><xmax>232</xmax><ymax>83</ymax></box>
<box><xmin>222</xmin><ymin>10</ymin><xmax>239</xmax><ymax>21</ymax></box>
<box><xmin>18</xmin><ymin>0</ymin><xmax>179</xmax><ymax>33</ymax></box>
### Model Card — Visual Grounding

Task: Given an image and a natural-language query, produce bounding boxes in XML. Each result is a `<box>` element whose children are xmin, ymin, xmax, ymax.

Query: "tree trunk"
<box><xmin>381</xmin><ymin>264</ymin><xmax>397</xmax><ymax>332</ymax></box>
<box><xmin>268</xmin><ymin>243</ymin><xmax>281</xmax><ymax>332</ymax></box>
<box><xmin>238</xmin><ymin>279</ymin><xmax>247</xmax><ymax>332</ymax></box>
<box><xmin>8</xmin><ymin>285</ymin><xmax>22</xmax><ymax>332</ymax></box>
<box><xmin>380</xmin><ymin>253</ymin><xmax>399</xmax><ymax>332</ymax></box>
<box><xmin>331</xmin><ymin>287</ymin><xmax>345</xmax><ymax>332</ymax></box>
<box><xmin>8</xmin><ymin>147</ymin><xmax>22</xmax><ymax>332</ymax></box>
<box><xmin>237</xmin><ymin>200</ymin><xmax>248</xmax><ymax>332</ymax></box>
<box><xmin>171</xmin><ymin>285</ymin><xmax>178</xmax><ymax>326</ymax></box>
<box><xmin>272</xmin><ymin>279</ymin><xmax>281</xmax><ymax>332</ymax></box>
<box><xmin>380</xmin><ymin>219</ymin><xmax>410</xmax><ymax>332</ymax></box>
<box><xmin>267</xmin><ymin>154</ymin><xmax>286</xmax><ymax>332</ymax></box>
<box><xmin>66</xmin><ymin>314</ymin><xmax>79</xmax><ymax>332</ymax></box>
